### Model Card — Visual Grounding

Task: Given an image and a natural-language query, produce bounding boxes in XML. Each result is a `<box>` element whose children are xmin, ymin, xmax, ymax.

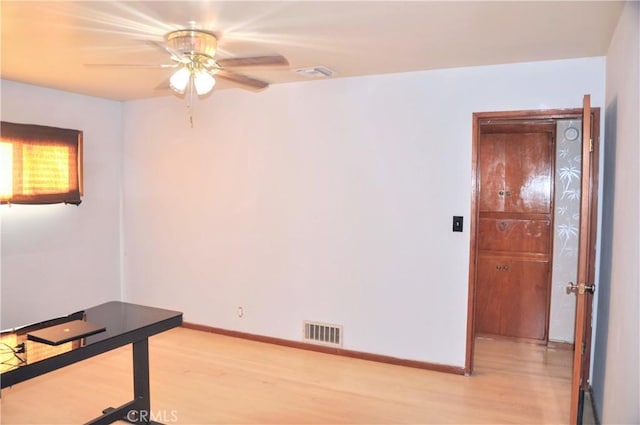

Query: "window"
<box><xmin>0</xmin><ymin>122</ymin><xmax>83</xmax><ymax>205</ymax></box>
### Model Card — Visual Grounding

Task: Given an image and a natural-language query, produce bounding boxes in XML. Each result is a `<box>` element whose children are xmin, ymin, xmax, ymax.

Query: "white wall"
<box><xmin>592</xmin><ymin>2</ymin><xmax>640</xmax><ymax>423</ymax></box>
<box><xmin>0</xmin><ymin>80</ymin><xmax>123</xmax><ymax>328</ymax></box>
<box><xmin>122</xmin><ymin>57</ymin><xmax>604</xmax><ymax>367</ymax></box>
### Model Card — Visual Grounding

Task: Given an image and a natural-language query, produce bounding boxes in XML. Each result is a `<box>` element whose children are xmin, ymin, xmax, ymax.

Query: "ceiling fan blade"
<box><xmin>216</xmin><ymin>55</ymin><xmax>289</xmax><ymax>68</ymax></box>
<box><xmin>215</xmin><ymin>70</ymin><xmax>269</xmax><ymax>91</ymax></box>
<box><xmin>84</xmin><ymin>63</ymin><xmax>178</xmax><ymax>69</ymax></box>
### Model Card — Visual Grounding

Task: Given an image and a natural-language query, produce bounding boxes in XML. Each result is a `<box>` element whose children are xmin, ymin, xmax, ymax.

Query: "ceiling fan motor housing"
<box><xmin>166</xmin><ymin>29</ymin><xmax>217</xmax><ymax>59</ymax></box>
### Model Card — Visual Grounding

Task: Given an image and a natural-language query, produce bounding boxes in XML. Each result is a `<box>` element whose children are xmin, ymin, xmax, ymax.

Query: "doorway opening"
<box><xmin>466</xmin><ymin>106</ymin><xmax>600</xmax><ymax>365</ymax></box>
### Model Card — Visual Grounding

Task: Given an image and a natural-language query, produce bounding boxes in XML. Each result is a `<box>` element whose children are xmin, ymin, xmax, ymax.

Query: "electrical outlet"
<box><xmin>237</xmin><ymin>306</ymin><xmax>244</xmax><ymax>318</ymax></box>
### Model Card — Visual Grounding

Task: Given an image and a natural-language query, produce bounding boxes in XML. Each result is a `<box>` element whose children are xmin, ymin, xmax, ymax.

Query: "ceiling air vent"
<box><xmin>294</xmin><ymin>66</ymin><xmax>336</xmax><ymax>78</ymax></box>
<box><xmin>303</xmin><ymin>321</ymin><xmax>343</xmax><ymax>347</ymax></box>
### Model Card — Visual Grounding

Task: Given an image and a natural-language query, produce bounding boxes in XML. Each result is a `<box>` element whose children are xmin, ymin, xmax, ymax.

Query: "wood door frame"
<box><xmin>465</xmin><ymin>107</ymin><xmax>601</xmax><ymax>375</ymax></box>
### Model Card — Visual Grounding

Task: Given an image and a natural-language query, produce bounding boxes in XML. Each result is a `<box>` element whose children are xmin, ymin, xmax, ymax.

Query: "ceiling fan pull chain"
<box><xmin>188</xmin><ymin>75</ymin><xmax>195</xmax><ymax>128</ymax></box>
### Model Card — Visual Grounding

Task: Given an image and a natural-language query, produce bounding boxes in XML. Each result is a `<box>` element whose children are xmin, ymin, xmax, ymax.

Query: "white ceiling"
<box><xmin>1</xmin><ymin>1</ymin><xmax>624</xmax><ymax>101</ymax></box>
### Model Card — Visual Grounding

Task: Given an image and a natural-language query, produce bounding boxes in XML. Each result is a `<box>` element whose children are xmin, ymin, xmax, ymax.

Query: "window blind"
<box><xmin>0</xmin><ymin>122</ymin><xmax>83</xmax><ymax>205</ymax></box>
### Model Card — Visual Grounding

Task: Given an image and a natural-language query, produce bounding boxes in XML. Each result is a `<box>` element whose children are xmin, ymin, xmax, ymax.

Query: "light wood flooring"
<box><xmin>0</xmin><ymin>329</ymin><xmax>572</xmax><ymax>424</ymax></box>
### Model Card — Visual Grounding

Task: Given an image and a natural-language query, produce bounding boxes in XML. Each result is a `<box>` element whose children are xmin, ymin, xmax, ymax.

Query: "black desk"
<box><xmin>0</xmin><ymin>301</ymin><xmax>182</xmax><ymax>424</ymax></box>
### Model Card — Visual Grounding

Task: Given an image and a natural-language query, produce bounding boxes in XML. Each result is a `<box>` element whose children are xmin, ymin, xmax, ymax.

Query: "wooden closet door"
<box><xmin>479</xmin><ymin>134</ymin><xmax>507</xmax><ymax>212</ymax></box>
<box><xmin>503</xmin><ymin>132</ymin><xmax>553</xmax><ymax>213</ymax></box>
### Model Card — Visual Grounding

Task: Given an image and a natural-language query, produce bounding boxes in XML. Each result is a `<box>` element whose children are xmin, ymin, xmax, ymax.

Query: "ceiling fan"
<box><xmin>89</xmin><ymin>29</ymin><xmax>289</xmax><ymax>96</ymax></box>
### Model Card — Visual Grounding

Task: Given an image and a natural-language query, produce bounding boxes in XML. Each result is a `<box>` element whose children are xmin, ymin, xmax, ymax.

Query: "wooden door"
<box><xmin>475</xmin><ymin>122</ymin><xmax>555</xmax><ymax>342</ymax></box>
<box><xmin>569</xmin><ymin>95</ymin><xmax>599</xmax><ymax>424</ymax></box>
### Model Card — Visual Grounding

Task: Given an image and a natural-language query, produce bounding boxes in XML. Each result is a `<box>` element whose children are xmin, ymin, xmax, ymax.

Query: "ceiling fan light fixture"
<box><xmin>169</xmin><ymin>67</ymin><xmax>191</xmax><ymax>94</ymax></box>
<box><xmin>193</xmin><ymin>70</ymin><xmax>216</xmax><ymax>95</ymax></box>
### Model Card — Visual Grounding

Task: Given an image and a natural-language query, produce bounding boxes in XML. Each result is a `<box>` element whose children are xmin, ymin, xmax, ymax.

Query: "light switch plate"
<box><xmin>453</xmin><ymin>216</ymin><xmax>463</xmax><ymax>232</ymax></box>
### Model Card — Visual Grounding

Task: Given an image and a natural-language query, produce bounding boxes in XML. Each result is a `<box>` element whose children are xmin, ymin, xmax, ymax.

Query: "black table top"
<box><xmin>82</xmin><ymin>301</ymin><xmax>183</xmax><ymax>345</ymax></box>
<box><xmin>1</xmin><ymin>301</ymin><xmax>182</xmax><ymax>388</ymax></box>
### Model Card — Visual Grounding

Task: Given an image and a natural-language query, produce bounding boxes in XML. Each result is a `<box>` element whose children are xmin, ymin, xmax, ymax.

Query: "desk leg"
<box><xmin>133</xmin><ymin>338</ymin><xmax>151</xmax><ymax>418</ymax></box>
<box><xmin>88</xmin><ymin>338</ymin><xmax>161</xmax><ymax>425</ymax></box>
